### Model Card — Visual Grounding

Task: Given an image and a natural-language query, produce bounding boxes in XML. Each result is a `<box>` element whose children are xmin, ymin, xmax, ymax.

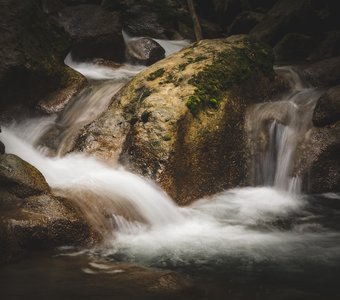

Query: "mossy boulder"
<box><xmin>75</xmin><ymin>35</ymin><xmax>281</xmax><ymax>204</ymax></box>
<box><xmin>0</xmin><ymin>0</ymin><xmax>82</xmax><ymax>110</ymax></box>
<box><xmin>313</xmin><ymin>85</ymin><xmax>340</xmax><ymax>127</ymax></box>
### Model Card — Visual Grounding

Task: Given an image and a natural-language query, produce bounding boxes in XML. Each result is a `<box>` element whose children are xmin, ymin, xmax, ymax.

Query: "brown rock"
<box><xmin>0</xmin><ymin>154</ymin><xmax>50</xmax><ymax>197</ymax></box>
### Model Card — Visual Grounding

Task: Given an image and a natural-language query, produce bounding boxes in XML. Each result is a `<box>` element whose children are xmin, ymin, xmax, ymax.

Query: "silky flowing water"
<box><xmin>1</xmin><ymin>50</ymin><xmax>340</xmax><ymax>299</ymax></box>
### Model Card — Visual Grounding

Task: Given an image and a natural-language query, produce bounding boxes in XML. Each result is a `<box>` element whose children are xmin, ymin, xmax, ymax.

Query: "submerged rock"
<box><xmin>0</xmin><ymin>0</ymin><xmax>80</xmax><ymax>110</ymax></box>
<box><xmin>313</xmin><ymin>85</ymin><xmax>340</xmax><ymax>127</ymax></box>
<box><xmin>75</xmin><ymin>35</ymin><xmax>282</xmax><ymax>204</ymax></box>
<box><xmin>126</xmin><ymin>38</ymin><xmax>165</xmax><ymax>66</ymax></box>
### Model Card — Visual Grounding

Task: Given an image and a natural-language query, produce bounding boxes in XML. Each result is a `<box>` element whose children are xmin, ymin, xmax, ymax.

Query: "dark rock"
<box><xmin>38</xmin><ymin>67</ymin><xmax>87</xmax><ymax>114</ymax></box>
<box><xmin>0</xmin><ymin>194</ymin><xmax>93</xmax><ymax>263</ymax></box>
<box><xmin>126</xmin><ymin>38</ymin><xmax>165</xmax><ymax>66</ymax></box>
<box><xmin>228</xmin><ymin>11</ymin><xmax>265</xmax><ymax>35</ymax></box>
<box><xmin>0</xmin><ymin>188</ymin><xmax>22</xmax><ymax>211</ymax></box>
<box><xmin>308</xmin><ymin>31</ymin><xmax>340</xmax><ymax>61</ymax></box>
<box><xmin>0</xmin><ymin>154</ymin><xmax>50</xmax><ymax>197</ymax></box>
<box><xmin>250</xmin><ymin>0</ymin><xmax>331</xmax><ymax>46</ymax></box>
<box><xmin>313</xmin><ymin>85</ymin><xmax>340</xmax><ymax>126</ymax></box>
<box><xmin>295</xmin><ymin>123</ymin><xmax>340</xmax><ymax>194</ymax></box>
<box><xmin>0</xmin><ymin>140</ymin><xmax>4</xmax><ymax>155</ymax></box>
<box><xmin>200</xmin><ymin>19</ymin><xmax>224</xmax><ymax>39</ymax></box>
<box><xmin>101</xmin><ymin>0</ymin><xmax>126</xmax><ymax>11</ymax></box>
<box><xmin>41</xmin><ymin>0</ymin><xmax>65</xmax><ymax>14</ymax></box>
<box><xmin>123</xmin><ymin>5</ymin><xmax>167</xmax><ymax>39</ymax></box>
<box><xmin>62</xmin><ymin>0</ymin><xmax>101</xmax><ymax>5</ymax></box>
<box><xmin>55</xmin><ymin>4</ymin><xmax>125</xmax><ymax>61</ymax></box>
<box><xmin>0</xmin><ymin>0</ymin><xmax>78</xmax><ymax>110</ymax></box>
<box><xmin>274</xmin><ymin>33</ymin><xmax>316</xmax><ymax>62</ymax></box>
<box><xmin>302</xmin><ymin>56</ymin><xmax>340</xmax><ymax>87</ymax></box>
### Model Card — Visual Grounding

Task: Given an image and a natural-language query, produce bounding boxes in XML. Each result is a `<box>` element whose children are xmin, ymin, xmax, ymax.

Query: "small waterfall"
<box><xmin>247</xmin><ymin>66</ymin><xmax>323</xmax><ymax>193</ymax></box>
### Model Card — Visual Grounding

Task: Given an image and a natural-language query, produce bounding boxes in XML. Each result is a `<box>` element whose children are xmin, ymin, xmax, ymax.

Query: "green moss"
<box><xmin>147</xmin><ymin>68</ymin><xmax>165</xmax><ymax>81</ymax></box>
<box><xmin>186</xmin><ymin>37</ymin><xmax>274</xmax><ymax>115</ymax></box>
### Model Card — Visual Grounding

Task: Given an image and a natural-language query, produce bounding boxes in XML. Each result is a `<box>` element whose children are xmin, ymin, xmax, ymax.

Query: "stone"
<box><xmin>250</xmin><ymin>0</ymin><xmax>330</xmax><ymax>46</ymax></box>
<box><xmin>308</xmin><ymin>31</ymin><xmax>340</xmax><ymax>61</ymax></box>
<box><xmin>0</xmin><ymin>0</ymin><xmax>79</xmax><ymax>110</ymax></box>
<box><xmin>55</xmin><ymin>4</ymin><xmax>125</xmax><ymax>61</ymax></box>
<box><xmin>274</xmin><ymin>33</ymin><xmax>316</xmax><ymax>62</ymax></box>
<box><xmin>126</xmin><ymin>38</ymin><xmax>165</xmax><ymax>66</ymax></box>
<box><xmin>313</xmin><ymin>85</ymin><xmax>340</xmax><ymax>127</ymax></box>
<box><xmin>228</xmin><ymin>11</ymin><xmax>265</xmax><ymax>35</ymax></box>
<box><xmin>75</xmin><ymin>35</ymin><xmax>282</xmax><ymax>204</ymax></box>
<box><xmin>0</xmin><ymin>140</ymin><xmax>4</xmax><ymax>155</ymax></box>
<box><xmin>294</xmin><ymin>123</ymin><xmax>340</xmax><ymax>194</ymax></box>
<box><xmin>0</xmin><ymin>154</ymin><xmax>50</xmax><ymax>198</ymax></box>
<box><xmin>302</xmin><ymin>56</ymin><xmax>340</xmax><ymax>87</ymax></box>
<box><xmin>0</xmin><ymin>194</ymin><xmax>93</xmax><ymax>263</ymax></box>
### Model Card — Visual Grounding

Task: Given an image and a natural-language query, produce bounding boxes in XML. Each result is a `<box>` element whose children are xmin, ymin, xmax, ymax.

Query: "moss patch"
<box><xmin>147</xmin><ymin>68</ymin><xmax>166</xmax><ymax>81</ymax></box>
<box><xmin>186</xmin><ymin>37</ymin><xmax>274</xmax><ymax>115</ymax></box>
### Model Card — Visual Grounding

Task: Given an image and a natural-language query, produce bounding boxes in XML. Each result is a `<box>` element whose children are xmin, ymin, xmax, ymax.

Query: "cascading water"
<box><xmin>1</xmin><ymin>60</ymin><xmax>340</xmax><ymax>271</ymax></box>
<box><xmin>247</xmin><ymin>66</ymin><xmax>323</xmax><ymax>193</ymax></box>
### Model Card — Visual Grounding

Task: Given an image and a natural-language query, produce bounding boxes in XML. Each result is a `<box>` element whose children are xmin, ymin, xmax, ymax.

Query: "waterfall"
<box><xmin>247</xmin><ymin>66</ymin><xmax>323</xmax><ymax>193</ymax></box>
<box><xmin>1</xmin><ymin>55</ymin><xmax>339</xmax><ymax>266</ymax></box>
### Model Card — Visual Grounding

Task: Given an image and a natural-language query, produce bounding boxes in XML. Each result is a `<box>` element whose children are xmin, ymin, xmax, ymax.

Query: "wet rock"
<box><xmin>75</xmin><ymin>35</ymin><xmax>282</xmax><ymax>204</ymax></box>
<box><xmin>295</xmin><ymin>122</ymin><xmax>340</xmax><ymax>194</ymax></box>
<box><xmin>313</xmin><ymin>85</ymin><xmax>340</xmax><ymax>127</ymax></box>
<box><xmin>55</xmin><ymin>4</ymin><xmax>125</xmax><ymax>61</ymax></box>
<box><xmin>228</xmin><ymin>11</ymin><xmax>265</xmax><ymax>35</ymax></box>
<box><xmin>38</xmin><ymin>67</ymin><xmax>87</xmax><ymax>114</ymax></box>
<box><xmin>0</xmin><ymin>0</ymin><xmax>79</xmax><ymax>110</ymax></box>
<box><xmin>0</xmin><ymin>140</ymin><xmax>4</xmax><ymax>155</ymax></box>
<box><xmin>123</xmin><ymin>5</ymin><xmax>167</xmax><ymax>39</ymax></box>
<box><xmin>302</xmin><ymin>56</ymin><xmax>340</xmax><ymax>87</ymax></box>
<box><xmin>41</xmin><ymin>0</ymin><xmax>65</xmax><ymax>14</ymax></box>
<box><xmin>0</xmin><ymin>154</ymin><xmax>50</xmax><ymax>197</ymax></box>
<box><xmin>126</xmin><ymin>38</ymin><xmax>165</xmax><ymax>66</ymax></box>
<box><xmin>274</xmin><ymin>33</ymin><xmax>316</xmax><ymax>62</ymax></box>
<box><xmin>250</xmin><ymin>0</ymin><xmax>330</xmax><ymax>46</ymax></box>
<box><xmin>0</xmin><ymin>188</ymin><xmax>22</xmax><ymax>211</ymax></box>
<box><xmin>308</xmin><ymin>31</ymin><xmax>340</xmax><ymax>61</ymax></box>
<box><xmin>0</xmin><ymin>194</ymin><xmax>93</xmax><ymax>263</ymax></box>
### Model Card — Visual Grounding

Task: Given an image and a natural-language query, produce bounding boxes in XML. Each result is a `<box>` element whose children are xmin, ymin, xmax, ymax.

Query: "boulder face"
<box><xmin>126</xmin><ymin>38</ymin><xmax>165</xmax><ymax>66</ymax></box>
<box><xmin>55</xmin><ymin>4</ymin><xmax>125</xmax><ymax>61</ymax></box>
<box><xmin>75</xmin><ymin>35</ymin><xmax>281</xmax><ymax>204</ymax></box>
<box><xmin>0</xmin><ymin>153</ymin><xmax>93</xmax><ymax>264</ymax></box>
<box><xmin>294</xmin><ymin>122</ymin><xmax>340</xmax><ymax>194</ymax></box>
<box><xmin>301</xmin><ymin>56</ymin><xmax>340</xmax><ymax>87</ymax></box>
<box><xmin>0</xmin><ymin>0</ymin><xmax>82</xmax><ymax>110</ymax></box>
<box><xmin>313</xmin><ymin>85</ymin><xmax>340</xmax><ymax>127</ymax></box>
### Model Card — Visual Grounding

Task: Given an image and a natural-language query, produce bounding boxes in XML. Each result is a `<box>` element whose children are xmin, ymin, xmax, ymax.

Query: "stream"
<box><xmin>1</xmin><ymin>40</ymin><xmax>340</xmax><ymax>300</ymax></box>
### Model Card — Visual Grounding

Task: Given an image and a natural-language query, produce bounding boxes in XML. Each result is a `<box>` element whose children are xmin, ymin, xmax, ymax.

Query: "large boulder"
<box><xmin>250</xmin><ymin>0</ymin><xmax>333</xmax><ymax>46</ymax></box>
<box><xmin>274</xmin><ymin>33</ymin><xmax>316</xmax><ymax>62</ymax></box>
<box><xmin>228</xmin><ymin>11</ymin><xmax>265</xmax><ymax>35</ymax></box>
<box><xmin>55</xmin><ymin>4</ymin><xmax>125</xmax><ymax>61</ymax></box>
<box><xmin>313</xmin><ymin>85</ymin><xmax>340</xmax><ymax>127</ymax></box>
<box><xmin>75</xmin><ymin>35</ymin><xmax>282</xmax><ymax>204</ymax></box>
<box><xmin>0</xmin><ymin>0</ymin><xmax>83</xmax><ymax>110</ymax></box>
<box><xmin>126</xmin><ymin>38</ymin><xmax>165</xmax><ymax>66</ymax></box>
